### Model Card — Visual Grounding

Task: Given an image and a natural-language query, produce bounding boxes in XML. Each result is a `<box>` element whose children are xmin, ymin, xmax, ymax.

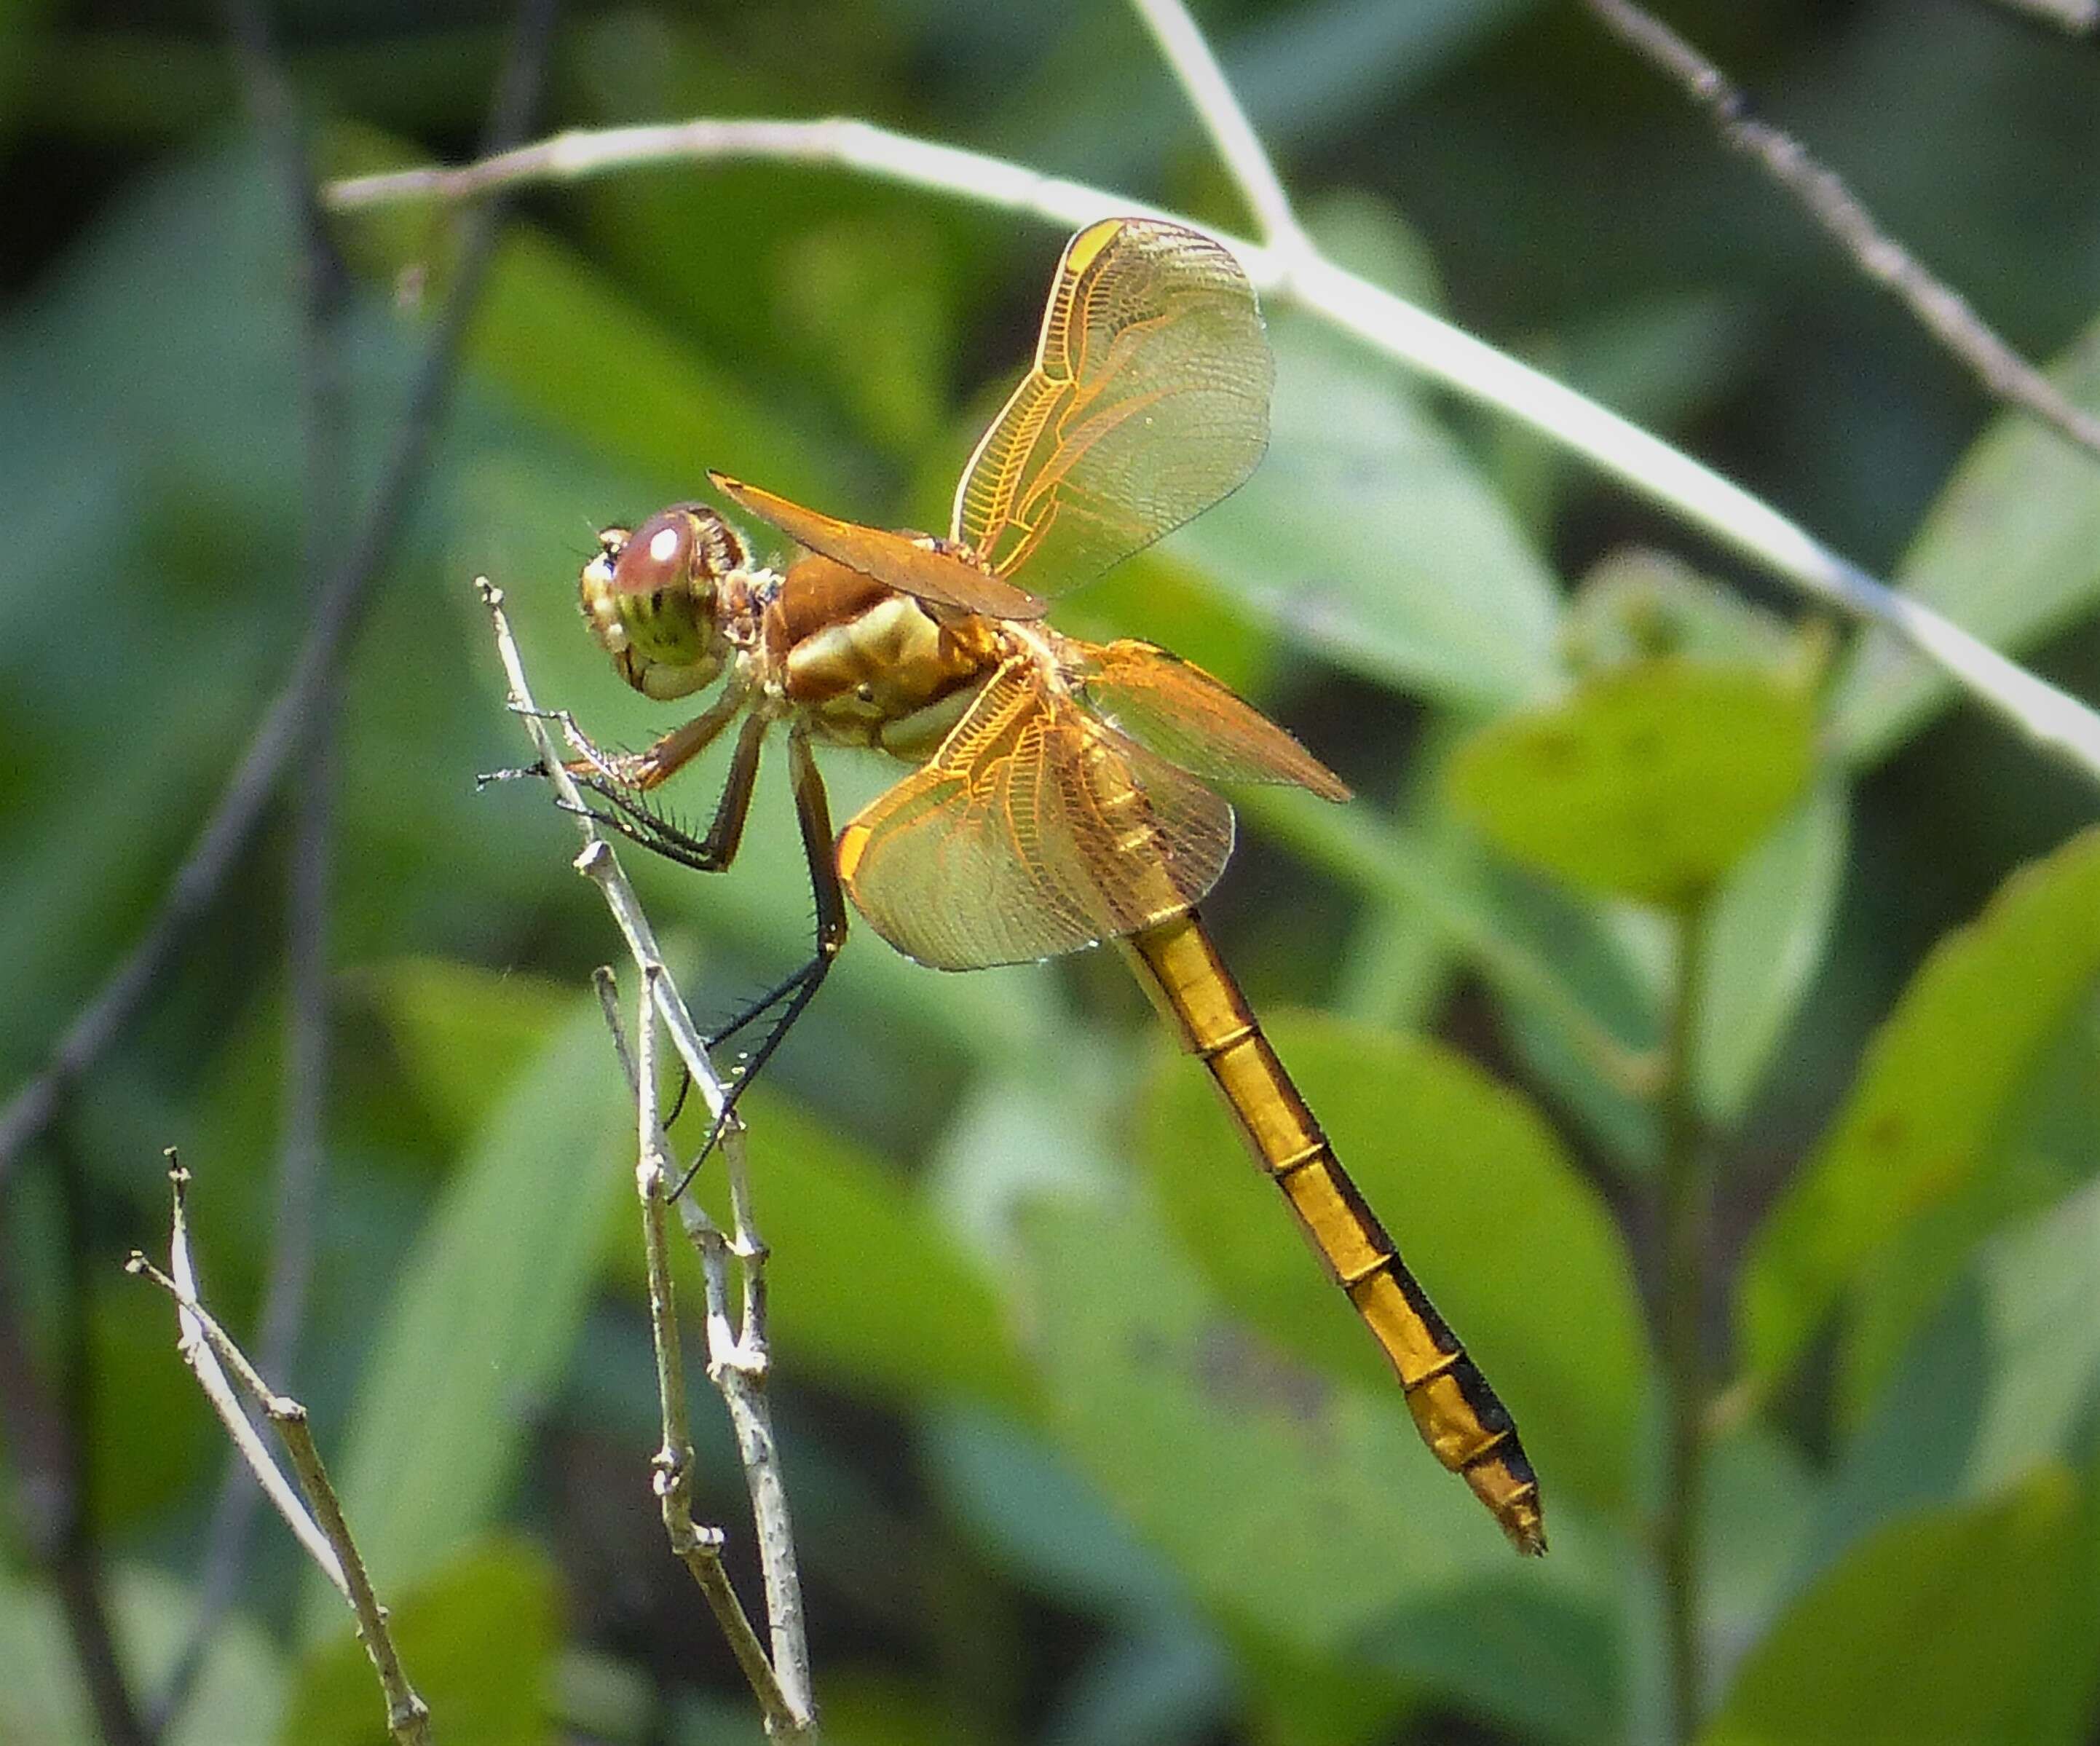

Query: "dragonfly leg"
<box><xmin>673</xmin><ymin>727</ymin><xmax>848</xmax><ymax>1194</ymax></box>
<box><xmin>483</xmin><ymin>687</ymin><xmax>747</xmax><ymax>794</ymax></box>
<box><xmin>566</xmin><ymin>711</ymin><xmax>767</xmax><ymax>874</ymax></box>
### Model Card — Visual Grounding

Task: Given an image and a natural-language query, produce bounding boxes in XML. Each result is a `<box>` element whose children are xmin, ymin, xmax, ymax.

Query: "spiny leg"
<box><xmin>481</xmin><ymin>686</ymin><xmax>746</xmax><ymax>796</ymax></box>
<box><xmin>564</xmin><ymin>709</ymin><xmax>767</xmax><ymax>874</ymax></box>
<box><xmin>674</xmin><ymin>727</ymin><xmax>848</xmax><ymax>1194</ymax></box>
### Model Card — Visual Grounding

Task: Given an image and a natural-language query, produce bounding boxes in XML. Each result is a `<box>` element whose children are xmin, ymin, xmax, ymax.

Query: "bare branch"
<box><xmin>593</xmin><ymin>972</ymin><xmax>807</xmax><ymax>1734</ymax></box>
<box><xmin>1582</xmin><ymin>0</ymin><xmax>2100</xmax><ymax>464</ymax></box>
<box><xmin>0</xmin><ymin>1143</ymin><xmax>149</xmax><ymax>1746</ymax></box>
<box><xmin>0</xmin><ymin>0</ymin><xmax>564</xmax><ymax>1196</ymax></box>
<box><xmin>127</xmin><ymin>1158</ymin><xmax>432</xmax><ymax>1746</ymax></box>
<box><xmin>156</xmin><ymin>0</ymin><xmax>352</xmax><ymax>1722</ymax></box>
<box><xmin>481</xmin><ymin>582</ymin><xmax>818</xmax><ymax>1734</ymax></box>
<box><xmin>325</xmin><ymin>117</ymin><xmax>2100</xmax><ymax>787</ymax></box>
<box><xmin>1129</xmin><ymin>0</ymin><xmax>1309</xmax><ymax>258</ymax></box>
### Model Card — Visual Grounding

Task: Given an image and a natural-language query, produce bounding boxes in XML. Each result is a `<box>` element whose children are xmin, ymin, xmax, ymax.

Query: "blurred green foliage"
<box><xmin>1</xmin><ymin>2</ymin><xmax>2096</xmax><ymax>1743</ymax></box>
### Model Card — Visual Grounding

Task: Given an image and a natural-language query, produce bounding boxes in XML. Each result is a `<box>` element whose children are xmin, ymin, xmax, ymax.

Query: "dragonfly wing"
<box><xmin>1073</xmin><ymin>639</ymin><xmax>1351</xmax><ymax>801</ymax></box>
<box><xmin>952</xmin><ymin>217</ymin><xmax>1273</xmax><ymax>596</ymax></box>
<box><xmin>710</xmin><ymin>472</ymin><xmax>1049</xmax><ymax>621</ymax></box>
<box><xmin>837</xmin><ymin>663</ymin><xmax>1234</xmax><ymax>971</ymax></box>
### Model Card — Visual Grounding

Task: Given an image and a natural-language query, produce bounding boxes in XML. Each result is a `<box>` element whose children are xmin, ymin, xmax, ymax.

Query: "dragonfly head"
<box><xmin>580</xmin><ymin>505</ymin><xmax>748</xmax><ymax>699</ymax></box>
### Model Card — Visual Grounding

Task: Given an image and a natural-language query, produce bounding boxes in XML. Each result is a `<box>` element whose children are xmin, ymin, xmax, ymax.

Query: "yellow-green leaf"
<box><xmin>303</xmin><ymin>1000</ymin><xmax>629</xmax><ymax>1636</ymax></box>
<box><xmin>285</xmin><ymin>1541</ymin><xmax>558</xmax><ymax>1746</ymax></box>
<box><xmin>1447</xmin><ymin>658</ymin><xmax>1817</xmax><ymax>907</ymax></box>
<box><xmin>1700</xmin><ymin>1472</ymin><xmax>2084</xmax><ymax>1746</ymax></box>
<box><xmin>1739</xmin><ymin>826</ymin><xmax>2100</xmax><ymax>1389</ymax></box>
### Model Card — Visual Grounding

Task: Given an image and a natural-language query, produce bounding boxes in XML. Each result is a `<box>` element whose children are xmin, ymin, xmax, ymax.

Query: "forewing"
<box><xmin>952</xmin><ymin>217</ymin><xmax>1272</xmax><ymax>596</ymax></box>
<box><xmin>1073</xmin><ymin>639</ymin><xmax>1351</xmax><ymax>801</ymax></box>
<box><xmin>711</xmin><ymin>472</ymin><xmax>1048</xmax><ymax>620</ymax></box>
<box><xmin>836</xmin><ymin>663</ymin><xmax>1235</xmax><ymax>971</ymax></box>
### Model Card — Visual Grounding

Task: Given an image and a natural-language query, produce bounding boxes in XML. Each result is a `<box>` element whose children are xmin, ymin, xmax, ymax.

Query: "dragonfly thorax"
<box><xmin>580</xmin><ymin>505</ymin><xmax>757</xmax><ymax>700</ymax></box>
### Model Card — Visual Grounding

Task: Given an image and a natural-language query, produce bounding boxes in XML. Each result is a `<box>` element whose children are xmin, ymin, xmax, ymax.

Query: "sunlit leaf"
<box><xmin>1175</xmin><ymin>315</ymin><xmax>1563</xmax><ymax>711</ymax></box>
<box><xmin>304</xmin><ymin>1000</ymin><xmax>628</xmax><ymax>1635</ymax></box>
<box><xmin>1831</xmin><ymin>314</ymin><xmax>2100</xmax><ymax>765</ymax></box>
<box><xmin>1739</xmin><ymin>826</ymin><xmax>2100</xmax><ymax>1389</ymax></box>
<box><xmin>1696</xmin><ymin>781</ymin><xmax>1850</xmax><ymax>1121</ymax></box>
<box><xmin>1699</xmin><ymin>1471</ymin><xmax>2085</xmax><ymax>1746</ymax></box>
<box><xmin>1140</xmin><ymin>1011</ymin><xmax>1649</xmax><ymax>1518</ymax></box>
<box><xmin>1019</xmin><ymin>1194</ymin><xmax>1492</xmax><ymax>1648</ymax></box>
<box><xmin>285</xmin><ymin>1541</ymin><xmax>558</xmax><ymax>1746</ymax></box>
<box><xmin>1447</xmin><ymin>657</ymin><xmax>1818</xmax><ymax>907</ymax></box>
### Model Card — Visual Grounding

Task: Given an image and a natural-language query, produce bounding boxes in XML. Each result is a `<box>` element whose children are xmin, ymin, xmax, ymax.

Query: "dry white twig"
<box><xmin>128</xmin><ymin>1157</ymin><xmax>430</xmax><ymax>1746</ymax></box>
<box><xmin>478</xmin><ymin>580</ymin><xmax>817</xmax><ymax>1734</ymax></box>
<box><xmin>591</xmin><ymin>970</ymin><xmax>808</xmax><ymax>1736</ymax></box>
<box><xmin>1129</xmin><ymin>0</ymin><xmax>1308</xmax><ymax>259</ymax></box>
<box><xmin>330</xmin><ymin>119</ymin><xmax>2100</xmax><ymax>786</ymax></box>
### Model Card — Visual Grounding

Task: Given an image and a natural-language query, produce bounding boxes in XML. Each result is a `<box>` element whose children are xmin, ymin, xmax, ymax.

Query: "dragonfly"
<box><xmin>561</xmin><ymin>215</ymin><xmax>1544</xmax><ymax>1556</ymax></box>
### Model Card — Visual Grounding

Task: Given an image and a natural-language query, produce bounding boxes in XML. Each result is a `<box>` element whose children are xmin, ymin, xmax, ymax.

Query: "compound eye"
<box><xmin>611</xmin><ymin>510</ymin><xmax>696</xmax><ymax>597</ymax></box>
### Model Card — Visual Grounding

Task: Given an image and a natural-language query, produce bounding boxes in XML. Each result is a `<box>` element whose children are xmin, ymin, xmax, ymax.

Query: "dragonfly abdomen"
<box><xmin>1121</xmin><ymin>912</ymin><xmax>1547</xmax><ymax>1556</ymax></box>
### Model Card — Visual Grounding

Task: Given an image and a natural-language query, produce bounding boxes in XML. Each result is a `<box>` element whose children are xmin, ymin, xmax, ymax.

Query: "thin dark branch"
<box><xmin>1583</xmin><ymin>0</ymin><xmax>2100</xmax><ymax>462</ymax></box>
<box><xmin>150</xmin><ymin>0</ymin><xmax>350</xmax><ymax>1726</ymax></box>
<box><xmin>0</xmin><ymin>1144</ymin><xmax>151</xmax><ymax>1746</ymax></box>
<box><xmin>0</xmin><ymin>0</ymin><xmax>564</xmax><ymax>1196</ymax></box>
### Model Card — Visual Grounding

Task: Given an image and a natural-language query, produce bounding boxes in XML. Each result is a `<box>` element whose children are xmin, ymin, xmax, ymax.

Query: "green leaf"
<box><xmin>1696</xmin><ymin>781</ymin><xmax>1850</xmax><ymax>1121</ymax></box>
<box><xmin>1447</xmin><ymin>657</ymin><xmax>1818</xmax><ymax>907</ymax></box>
<box><xmin>1482</xmin><ymin>861</ymin><xmax>1665</xmax><ymax>1171</ymax></box>
<box><xmin>1831</xmin><ymin>314</ymin><xmax>2100</xmax><ymax>765</ymax></box>
<box><xmin>324</xmin><ymin>122</ymin><xmax>841</xmax><ymax>509</ymax></box>
<box><xmin>1355</xmin><ymin>1575</ymin><xmax>1622</xmax><ymax>1746</ymax></box>
<box><xmin>1016</xmin><ymin>1194</ymin><xmax>1501</xmax><ymax>1650</ymax></box>
<box><xmin>303</xmin><ymin>998</ymin><xmax>629</xmax><ymax>1635</ymax></box>
<box><xmin>1235</xmin><ymin>785</ymin><xmax>1655</xmax><ymax>1101</ymax></box>
<box><xmin>1174</xmin><ymin>315</ymin><xmax>1563</xmax><ymax>711</ymax></box>
<box><xmin>1139</xmin><ymin>1012</ymin><xmax>1650</xmax><ymax>1520</ymax></box>
<box><xmin>1960</xmin><ymin>1175</ymin><xmax>2100</xmax><ymax>1496</ymax></box>
<box><xmin>1699</xmin><ymin>1470</ymin><xmax>2084</xmax><ymax>1746</ymax></box>
<box><xmin>359</xmin><ymin>958</ymin><xmax>575</xmax><ymax>1153</ymax></box>
<box><xmin>1835</xmin><ymin>1140</ymin><xmax>2082</xmax><ymax>1436</ymax></box>
<box><xmin>1739</xmin><ymin>826</ymin><xmax>2100</xmax><ymax>1389</ymax></box>
<box><xmin>285</xmin><ymin>1541</ymin><xmax>558</xmax><ymax>1746</ymax></box>
<box><xmin>925</xmin><ymin>1405</ymin><xmax>1188</xmax><ymax>1621</ymax></box>
<box><xmin>0</xmin><ymin>1563</ymin><xmax>285</xmax><ymax>1746</ymax></box>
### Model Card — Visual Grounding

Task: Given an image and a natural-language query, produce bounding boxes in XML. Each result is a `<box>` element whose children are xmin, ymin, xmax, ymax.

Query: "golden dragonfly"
<box><xmin>561</xmin><ymin>216</ymin><xmax>1544</xmax><ymax>1555</ymax></box>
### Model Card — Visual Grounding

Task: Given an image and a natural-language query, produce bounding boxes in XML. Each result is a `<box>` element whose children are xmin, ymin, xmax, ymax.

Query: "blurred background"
<box><xmin>2</xmin><ymin>1</ymin><xmax>2097</xmax><ymax>1742</ymax></box>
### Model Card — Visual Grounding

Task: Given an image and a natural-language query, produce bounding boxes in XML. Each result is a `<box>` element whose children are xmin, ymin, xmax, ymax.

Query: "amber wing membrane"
<box><xmin>1071</xmin><ymin>639</ymin><xmax>1350</xmax><ymax>802</ymax></box>
<box><xmin>952</xmin><ymin>217</ymin><xmax>1272</xmax><ymax>596</ymax></box>
<box><xmin>834</xmin><ymin>662</ymin><xmax>1234</xmax><ymax>971</ymax></box>
<box><xmin>708</xmin><ymin>472</ymin><xmax>1049</xmax><ymax>622</ymax></box>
